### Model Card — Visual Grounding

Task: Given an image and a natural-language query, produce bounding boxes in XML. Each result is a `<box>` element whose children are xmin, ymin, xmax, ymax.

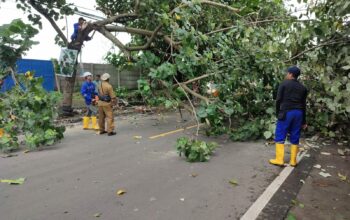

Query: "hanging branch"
<box><xmin>174</xmin><ymin>76</ymin><xmax>201</xmax><ymax>137</ymax></box>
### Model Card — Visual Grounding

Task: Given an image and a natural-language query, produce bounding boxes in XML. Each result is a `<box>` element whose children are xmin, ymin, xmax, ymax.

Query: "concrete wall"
<box><xmin>57</xmin><ymin>63</ymin><xmax>142</xmax><ymax>92</ymax></box>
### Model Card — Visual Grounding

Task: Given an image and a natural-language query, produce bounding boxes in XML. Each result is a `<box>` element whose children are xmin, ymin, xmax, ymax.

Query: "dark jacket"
<box><xmin>276</xmin><ymin>79</ymin><xmax>307</xmax><ymax>124</ymax></box>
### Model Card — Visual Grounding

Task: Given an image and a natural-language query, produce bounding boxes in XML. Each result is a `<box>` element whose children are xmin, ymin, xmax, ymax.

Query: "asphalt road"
<box><xmin>0</xmin><ymin>112</ymin><xmax>281</xmax><ymax>220</ymax></box>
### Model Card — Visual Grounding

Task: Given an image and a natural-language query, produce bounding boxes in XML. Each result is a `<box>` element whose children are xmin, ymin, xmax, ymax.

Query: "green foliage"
<box><xmin>10</xmin><ymin>0</ymin><xmax>75</xmax><ymax>29</ymax></box>
<box><xmin>287</xmin><ymin>0</ymin><xmax>350</xmax><ymax>139</ymax></box>
<box><xmin>10</xmin><ymin>0</ymin><xmax>347</xmax><ymax>141</ymax></box>
<box><xmin>149</xmin><ymin>62</ymin><xmax>176</xmax><ymax>80</ymax></box>
<box><xmin>0</xmin><ymin>74</ymin><xmax>65</xmax><ymax>152</ymax></box>
<box><xmin>105</xmin><ymin>52</ymin><xmax>133</xmax><ymax>69</ymax></box>
<box><xmin>115</xmin><ymin>86</ymin><xmax>129</xmax><ymax>99</ymax></box>
<box><xmin>122</xmin><ymin>0</ymin><xmax>289</xmax><ymax>141</ymax></box>
<box><xmin>0</xmin><ymin>19</ymin><xmax>38</xmax><ymax>69</ymax></box>
<box><xmin>130</xmin><ymin>0</ymin><xmax>349</xmax><ymax>141</ymax></box>
<box><xmin>176</xmin><ymin>137</ymin><xmax>217</xmax><ymax>162</ymax></box>
<box><xmin>114</xmin><ymin>86</ymin><xmax>142</xmax><ymax>103</ymax></box>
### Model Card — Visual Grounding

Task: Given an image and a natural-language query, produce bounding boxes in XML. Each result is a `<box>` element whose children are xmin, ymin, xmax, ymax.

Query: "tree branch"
<box><xmin>97</xmin><ymin>26</ymin><xmax>130</xmax><ymax>57</ymax></box>
<box><xmin>125</xmin><ymin>24</ymin><xmax>163</xmax><ymax>51</ymax></box>
<box><xmin>28</xmin><ymin>0</ymin><xmax>68</xmax><ymax>45</ymax></box>
<box><xmin>174</xmin><ymin>76</ymin><xmax>201</xmax><ymax>137</ymax></box>
<box><xmin>206</xmin><ymin>19</ymin><xmax>290</xmax><ymax>35</ymax></box>
<box><xmin>95</xmin><ymin>13</ymin><xmax>138</xmax><ymax>26</ymax></box>
<box><xmin>105</xmin><ymin>0</ymin><xmax>240</xmax><ymax>52</ymax></box>
<box><xmin>175</xmin><ymin>0</ymin><xmax>240</xmax><ymax>14</ymax></box>
<box><xmin>134</xmin><ymin>0</ymin><xmax>140</xmax><ymax>12</ymax></box>
<box><xmin>106</xmin><ymin>25</ymin><xmax>180</xmax><ymax>49</ymax></box>
<box><xmin>172</xmin><ymin>73</ymin><xmax>217</xmax><ymax>89</ymax></box>
<box><xmin>200</xmin><ymin>0</ymin><xmax>240</xmax><ymax>13</ymax></box>
<box><xmin>180</xmin><ymin>83</ymin><xmax>210</xmax><ymax>104</ymax></box>
<box><xmin>286</xmin><ymin>39</ymin><xmax>350</xmax><ymax>62</ymax></box>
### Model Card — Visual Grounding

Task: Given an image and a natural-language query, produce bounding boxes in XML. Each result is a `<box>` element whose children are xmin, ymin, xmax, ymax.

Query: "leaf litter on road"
<box><xmin>229</xmin><ymin>179</ymin><xmax>238</xmax><ymax>186</ymax></box>
<box><xmin>94</xmin><ymin>213</ymin><xmax>102</xmax><ymax>218</ymax></box>
<box><xmin>319</xmin><ymin>172</ymin><xmax>332</xmax><ymax>178</ymax></box>
<box><xmin>314</xmin><ymin>164</ymin><xmax>321</xmax><ymax>169</ymax></box>
<box><xmin>0</xmin><ymin>154</ymin><xmax>18</xmax><ymax>158</ymax></box>
<box><xmin>321</xmin><ymin>152</ymin><xmax>331</xmax><ymax>156</ymax></box>
<box><xmin>190</xmin><ymin>173</ymin><xmax>198</xmax><ymax>177</ymax></box>
<box><xmin>0</xmin><ymin>178</ymin><xmax>26</xmax><ymax>185</ymax></box>
<box><xmin>291</xmin><ymin>199</ymin><xmax>305</xmax><ymax>208</ymax></box>
<box><xmin>338</xmin><ymin>173</ymin><xmax>347</xmax><ymax>181</ymax></box>
<box><xmin>116</xmin><ymin>189</ymin><xmax>126</xmax><ymax>196</ymax></box>
<box><xmin>287</xmin><ymin>213</ymin><xmax>297</xmax><ymax>220</ymax></box>
<box><xmin>337</xmin><ymin>149</ymin><xmax>345</xmax><ymax>156</ymax></box>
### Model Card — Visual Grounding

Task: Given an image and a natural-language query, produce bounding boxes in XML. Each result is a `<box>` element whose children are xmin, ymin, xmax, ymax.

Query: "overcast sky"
<box><xmin>0</xmin><ymin>0</ymin><xmax>306</xmax><ymax>64</ymax></box>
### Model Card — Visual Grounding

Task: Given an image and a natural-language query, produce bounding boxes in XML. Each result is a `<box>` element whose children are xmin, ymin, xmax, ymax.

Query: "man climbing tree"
<box><xmin>71</xmin><ymin>17</ymin><xmax>88</xmax><ymax>42</ymax></box>
<box><xmin>69</xmin><ymin>17</ymin><xmax>92</xmax><ymax>50</ymax></box>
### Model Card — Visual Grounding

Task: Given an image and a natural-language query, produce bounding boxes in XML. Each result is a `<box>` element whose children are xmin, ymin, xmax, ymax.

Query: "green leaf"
<box><xmin>165</xmin><ymin>100</ymin><xmax>173</xmax><ymax>109</ymax></box>
<box><xmin>229</xmin><ymin>179</ymin><xmax>238</xmax><ymax>186</ymax></box>
<box><xmin>264</xmin><ymin>131</ymin><xmax>273</xmax><ymax>139</ymax></box>
<box><xmin>342</xmin><ymin>65</ymin><xmax>350</xmax><ymax>70</ymax></box>
<box><xmin>287</xmin><ymin>213</ymin><xmax>297</xmax><ymax>220</ymax></box>
<box><xmin>197</xmin><ymin>107</ymin><xmax>207</xmax><ymax>118</ymax></box>
<box><xmin>266</xmin><ymin>108</ymin><xmax>274</xmax><ymax>115</ymax></box>
<box><xmin>175</xmin><ymin>137</ymin><xmax>216</xmax><ymax>162</ymax></box>
<box><xmin>223</xmin><ymin>106</ymin><xmax>234</xmax><ymax>115</ymax></box>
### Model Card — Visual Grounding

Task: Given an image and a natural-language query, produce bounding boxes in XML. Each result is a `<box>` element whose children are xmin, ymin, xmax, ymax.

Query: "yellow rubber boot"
<box><xmin>0</xmin><ymin>128</ymin><xmax>4</xmax><ymax>138</ymax></box>
<box><xmin>83</xmin><ymin>117</ymin><xmax>90</xmax><ymax>130</ymax></box>
<box><xmin>290</xmin><ymin>145</ymin><xmax>299</xmax><ymax>166</ymax></box>
<box><xmin>269</xmin><ymin>143</ymin><xmax>285</xmax><ymax>166</ymax></box>
<box><xmin>91</xmin><ymin>116</ymin><xmax>99</xmax><ymax>130</ymax></box>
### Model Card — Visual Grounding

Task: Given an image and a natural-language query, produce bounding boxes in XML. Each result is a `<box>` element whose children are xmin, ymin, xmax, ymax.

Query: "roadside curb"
<box><xmin>256</xmin><ymin>150</ymin><xmax>316</xmax><ymax>219</ymax></box>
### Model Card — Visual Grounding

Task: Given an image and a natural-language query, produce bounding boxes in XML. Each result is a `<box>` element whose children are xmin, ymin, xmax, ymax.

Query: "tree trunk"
<box><xmin>60</xmin><ymin>64</ymin><xmax>78</xmax><ymax>116</ymax></box>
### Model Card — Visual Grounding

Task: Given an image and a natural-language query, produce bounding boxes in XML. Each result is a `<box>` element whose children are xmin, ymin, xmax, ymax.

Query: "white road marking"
<box><xmin>240</xmin><ymin>150</ymin><xmax>308</xmax><ymax>220</ymax></box>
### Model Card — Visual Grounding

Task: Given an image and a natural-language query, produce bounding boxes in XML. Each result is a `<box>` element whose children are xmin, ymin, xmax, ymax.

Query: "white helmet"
<box><xmin>101</xmin><ymin>73</ymin><xmax>110</xmax><ymax>81</ymax></box>
<box><xmin>83</xmin><ymin>72</ymin><xmax>93</xmax><ymax>77</ymax></box>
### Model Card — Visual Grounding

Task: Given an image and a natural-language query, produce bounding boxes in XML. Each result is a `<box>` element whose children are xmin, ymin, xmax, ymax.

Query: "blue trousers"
<box><xmin>275</xmin><ymin>109</ymin><xmax>303</xmax><ymax>145</ymax></box>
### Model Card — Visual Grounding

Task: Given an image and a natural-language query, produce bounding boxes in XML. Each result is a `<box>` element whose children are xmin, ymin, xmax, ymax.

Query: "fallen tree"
<box><xmin>8</xmin><ymin>0</ymin><xmax>350</xmax><ymax>140</ymax></box>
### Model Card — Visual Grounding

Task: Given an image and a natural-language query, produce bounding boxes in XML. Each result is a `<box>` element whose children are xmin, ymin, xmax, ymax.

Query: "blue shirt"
<box><xmin>81</xmin><ymin>81</ymin><xmax>97</xmax><ymax>105</ymax></box>
<box><xmin>71</xmin><ymin>23</ymin><xmax>80</xmax><ymax>41</ymax></box>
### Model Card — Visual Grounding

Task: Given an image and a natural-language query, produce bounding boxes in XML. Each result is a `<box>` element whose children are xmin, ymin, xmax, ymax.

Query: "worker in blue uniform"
<box><xmin>270</xmin><ymin>66</ymin><xmax>308</xmax><ymax>166</ymax></box>
<box><xmin>81</xmin><ymin>72</ymin><xmax>99</xmax><ymax>130</ymax></box>
<box><xmin>71</xmin><ymin>17</ymin><xmax>91</xmax><ymax>42</ymax></box>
